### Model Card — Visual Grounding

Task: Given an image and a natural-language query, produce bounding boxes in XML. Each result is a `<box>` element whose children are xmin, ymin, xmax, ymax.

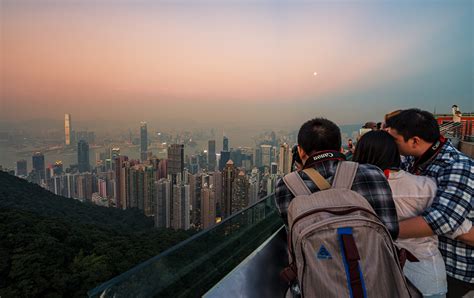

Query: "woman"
<box><xmin>352</xmin><ymin>130</ymin><xmax>471</xmax><ymax>297</ymax></box>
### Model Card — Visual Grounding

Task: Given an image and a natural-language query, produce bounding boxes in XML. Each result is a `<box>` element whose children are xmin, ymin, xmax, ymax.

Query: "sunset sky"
<box><xmin>1</xmin><ymin>0</ymin><xmax>472</xmax><ymax>130</ymax></box>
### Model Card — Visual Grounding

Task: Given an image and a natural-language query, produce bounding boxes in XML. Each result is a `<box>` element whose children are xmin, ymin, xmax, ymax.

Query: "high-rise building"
<box><xmin>53</xmin><ymin>161</ymin><xmax>63</xmax><ymax>176</ymax></box>
<box><xmin>209</xmin><ymin>171</ymin><xmax>222</xmax><ymax>218</ymax></box>
<box><xmin>140</xmin><ymin>122</ymin><xmax>148</xmax><ymax>161</ymax></box>
<box><xmin>112</xmin><ymin>147</ymin><xmax>120</xmax><ymax>159</ymax></box>
<box><xmin>143</xmin><ymin>165</ymin><xmax>156</xmax><ymax>216</ymax></box>
<box><xmin>271</xmin><ymin>162</ymin><xmax>278</xmax><ymax>175</ymax></box>
<box><xmin>232</xmin><ymin>170</ymin><xmax>249</xmax><ymax>213</ymax></box>
<box><xmin>32</xmin><ymin>152</ymin><xmax>45</xmax><ymax>181</ymax></box>
<box><xmin>222</xmin><ymin>160</ymin><xmax>236</xmax><ymax>218</ymax></box>
<box><xmin>172</xmin><ymin>181</ymin><xmax>190</xmax><ymax>230</ymax></box>
<box><xmin>278</xmin><ymin>143</ymin><xmax>292</xmax><ymax>176</ymax></box>
<box><xmin>16</xmin><ymin>159</ymin><xmax>27</xmax><ymax>177</ymax></box>
<box><xmin>78</xmin><ymin>140</ymin><xmax>90</xmax><ymax>173</ymax></box>
<box><xmin>254</xmin><ymin>147</ymin><xmax>262</xmax><ymax>168</ymax></box>
<box><xmin>155</xmin><ymin>178</ymin><xmax>171</xmax><ymax>228</ymax></box>
<box><xmin>208</xmin><ymin>140</ymin><xmax>216</xmax><ymax>171</ymax></box>
<box><xmin>201</xmin><ymin>184</ymin><xmax>216</xmax><ymax>229</ymax></box>
<box><xmin>260</xmin><ymin>144</ymin><xmax>272</xmax><ymax>169</ymax></box>
<box><xmin>65</xmin><ymin>113</ymin><xmax>72</xmax><ymax>146</ymax></box>
<box><xmin>223</xmin><ymin>136</ymin><xmax>229</xmax><ymax>151</ymax></box>
<box><xmin>76</xmin><ymin>173</ymin><xmax>93</xmax><ymax>201</ymax></box>
<box><xmin>114</xmin><ymin>155</ymin><xmax>129</xmax><ymax>209</ymax></box>
<box><xmin>249</xmin><ymin>167</ymin><xmax>260</xmax><ymax>205</ymax></box>
<box><xmin>168</xmin><ymin>144</ymin><xmax>184</xmax><ymax>179</ymax></box>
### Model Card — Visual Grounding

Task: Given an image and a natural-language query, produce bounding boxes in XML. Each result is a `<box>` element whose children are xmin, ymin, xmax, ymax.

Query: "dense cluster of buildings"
<box><xmin>13</xmin><ymin>115</ymin><xmax>294</xmax><ymax>231</ymax></box>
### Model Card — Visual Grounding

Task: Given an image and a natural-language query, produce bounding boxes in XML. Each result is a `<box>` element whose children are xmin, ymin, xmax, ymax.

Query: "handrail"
<box><xmin>87</xmin><ymin>193</ymin><xmax>279</xmax><ymax>297</ymax></box>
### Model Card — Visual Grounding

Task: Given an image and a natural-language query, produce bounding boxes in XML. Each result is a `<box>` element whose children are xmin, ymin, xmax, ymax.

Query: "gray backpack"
<box><xmin>281</xmin><ymin>161</ymin><xmax>420</xmax><ymax>298</ymax></box>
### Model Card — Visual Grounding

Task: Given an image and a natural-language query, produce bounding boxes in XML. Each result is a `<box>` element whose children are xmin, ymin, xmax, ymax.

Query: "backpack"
<box><xmin>281</xmin><ymin>161</ymin><xmax>420</xmax><ymax>298</ymax></box>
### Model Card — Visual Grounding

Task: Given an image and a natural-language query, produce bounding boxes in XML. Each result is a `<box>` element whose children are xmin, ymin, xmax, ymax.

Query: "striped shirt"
<box><xmin>402</xmin><ymin>140</ymin><xmax>473</xmax><ymax>283</ymax></box>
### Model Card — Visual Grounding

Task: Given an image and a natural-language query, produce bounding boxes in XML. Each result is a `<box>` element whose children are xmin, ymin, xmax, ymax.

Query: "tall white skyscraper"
<box><xmin>278</xmin><ymin>143</ymin><xmax>292</xmax><ymax>176</ymax></box>
<box><xmin>65</xmin><ymin>113</ymin><xmax>72</xmax><ymax>145</ymax></box>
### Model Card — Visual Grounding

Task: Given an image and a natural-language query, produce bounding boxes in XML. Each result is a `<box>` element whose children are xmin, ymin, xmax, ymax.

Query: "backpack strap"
<box><xmin>303</xmin><ymin>168</ymin><xmax>332</xmax><ymax>190</ymax></box>
<box><xmin>283</xmin><ymin>172</ymin><xmax>312</xmax><ymax>196</ymax></box>
<box><xmin>333</xmin><ymin>161</ymin><xmax>358</xmax><ymax>189</ymax></box>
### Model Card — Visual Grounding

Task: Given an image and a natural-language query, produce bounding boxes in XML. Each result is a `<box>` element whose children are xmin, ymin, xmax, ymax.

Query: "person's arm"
<box><xmin>274</xmin><ymin>177</ymin><xmax>294</xmax><ymax>226</ymax></box>
<box><xmin>398</xmin><ymin>216</ymin><xmax>434</xmax><ymax>239</ymax></box>
<box><xmin>420</xmin><ymin>163</ymin><xmax>472</xmax><ymax>235</ymax></box>
<box><xmin>456</xmin><ymin>228</ymin><xmax>474</xmax><ymax>247</ymax></box>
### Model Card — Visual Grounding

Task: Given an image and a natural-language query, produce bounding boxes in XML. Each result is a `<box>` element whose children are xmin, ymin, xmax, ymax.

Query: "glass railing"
<box><xmin>88</xmin><ymin>194</ymin><xmax>283</xmax><ymax>298</ymax></box>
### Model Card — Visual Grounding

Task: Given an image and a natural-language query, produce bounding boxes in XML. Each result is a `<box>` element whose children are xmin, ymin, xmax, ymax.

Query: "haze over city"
<box><xmin>1</xmin><ymin>0</ymin><xmax>472</xmax><ymax>132</ymax></box>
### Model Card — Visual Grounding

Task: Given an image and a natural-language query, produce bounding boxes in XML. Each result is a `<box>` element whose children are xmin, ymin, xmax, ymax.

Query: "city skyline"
<box><xmin>1</xmin><ymin>0</ymin><xmax>472</xmax><ymax>129</ymax></box>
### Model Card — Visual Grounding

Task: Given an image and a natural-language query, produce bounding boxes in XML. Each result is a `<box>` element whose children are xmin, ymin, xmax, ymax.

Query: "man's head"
<box><xmin>297</xmin><ymin>118</ymin><xmax>341</xmax><ymax>164</ymax></box>
<box><xmin>384</xmin><ymin>108</ymin><xmax>440</xmax><ymax>157</ymax></box>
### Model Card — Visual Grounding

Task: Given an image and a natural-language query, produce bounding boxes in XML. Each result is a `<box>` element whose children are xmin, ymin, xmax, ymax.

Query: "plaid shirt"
<box><xmin>275</xmin><ymin>159</ymin><xmax>399</xmax><ymax>239</ymax></box>
<box><xmin>403</xmin><ymin>141</ymin><xmax>473</xmax><ymax>283</ymax></box>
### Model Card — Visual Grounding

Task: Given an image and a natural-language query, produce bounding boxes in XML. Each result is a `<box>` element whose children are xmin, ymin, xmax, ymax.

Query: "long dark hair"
<box><xmin>352</xmin><ymin>130</ymin><xmax>401</xmax><ymax>170</ymax></box>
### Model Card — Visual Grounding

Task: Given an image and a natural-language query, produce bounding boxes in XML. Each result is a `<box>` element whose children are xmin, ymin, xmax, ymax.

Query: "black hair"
<box><xmin>291</xmin><ymin>144</ymin><xmax>302</xmax><ymax>166</ymax></box>
<box><xmin>297</xmin><ymin>118</ymin><xmax>341</xmax><ymax>154</ymax></box>
<box><xmin>385</xmin><ymin>108</ymin><xmax>440</xmax><ymax>142</ymax></box>
<box><xmin>352</xmin><ymin>130</ymin><xmax>401</xmax><ymax>170</ymax></box>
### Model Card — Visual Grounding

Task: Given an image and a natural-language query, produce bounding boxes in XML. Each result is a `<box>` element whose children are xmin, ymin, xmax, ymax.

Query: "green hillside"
<box><xmin>0</xmin><ymin>172</ymin><xmax>194</xmax><ymax>297</ymax></box>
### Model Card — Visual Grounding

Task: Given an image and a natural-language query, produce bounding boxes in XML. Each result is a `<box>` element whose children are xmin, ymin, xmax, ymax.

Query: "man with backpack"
<box><xmin>275</xmin><ymin>118</ymin><xmax>416</xmax><ymax>297</ymax></box>
<box><xmin>385</xmin><ymin>109</ymin><xmax>473</xmax><ymax>297</ymax></box>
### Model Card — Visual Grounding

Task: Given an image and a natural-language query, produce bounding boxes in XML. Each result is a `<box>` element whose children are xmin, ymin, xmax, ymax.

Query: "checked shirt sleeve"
<box><xmin>422</xmin><ymin>162</ymin><xmax>474</xmax><ymax>235</ymax></box>
<box><xmin>274</xmin><ymin>177</ymin><xmax>294</xmax><ymax>226</ymax></box>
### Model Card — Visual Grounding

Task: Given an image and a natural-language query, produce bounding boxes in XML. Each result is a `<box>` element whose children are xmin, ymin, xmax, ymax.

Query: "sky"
<box><xmin>1</xmin><ymin>0</ymin><xmax>473</xmax><ymax>131</ymax></box>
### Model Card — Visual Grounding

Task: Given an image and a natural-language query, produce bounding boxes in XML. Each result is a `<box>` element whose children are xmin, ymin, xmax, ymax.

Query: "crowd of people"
<box><xmin>276</xmin><ymin>108</ymin><xmax>473</xmax><ymax>297</ymax></box>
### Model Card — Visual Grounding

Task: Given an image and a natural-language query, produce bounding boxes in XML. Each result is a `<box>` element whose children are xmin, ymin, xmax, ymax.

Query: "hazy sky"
<box><xmin>1</xmin><ymin>0</ymin><xmax>472</xmax><ymax>130</ymax></box>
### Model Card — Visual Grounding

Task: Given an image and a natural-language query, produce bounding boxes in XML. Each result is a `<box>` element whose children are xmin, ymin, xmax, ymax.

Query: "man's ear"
<box><xmin>297</xmin><ymin>145</ymin><xmax>308</xmax><ymax>164</ymax></box>
<box><xmin>411</xmin><ymin>136</ymin><xmax>422</xmax><ymax>148</ymax></box>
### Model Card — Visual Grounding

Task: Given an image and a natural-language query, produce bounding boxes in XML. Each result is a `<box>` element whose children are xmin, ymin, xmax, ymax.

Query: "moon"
<box><xmin>313</xmin><ymin>72</ymin><xmax>318</xmax><ymax>76</ymax></box>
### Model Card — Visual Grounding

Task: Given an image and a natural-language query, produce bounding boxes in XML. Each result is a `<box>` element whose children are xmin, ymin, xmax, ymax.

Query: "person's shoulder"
<box><xmin>438</xmin><ymin>141</ymin><xmax>472</xmax><ymax>165</ymax></box>
<box><xmin>434</xmin><ymin>142</ymin><xmax>473</xmax><ymax>173</ymax></box>
<box><xmin>356</xmin><ymin>163</ymin><xmax>384</xmax><ymax>175</ymax></box>
<box><xmin>395</xmin><ymin>170</ymin><xmax>437</xmax><ymax>193</ymax></box>
<box><xmin>354</xmin><ymin>163</ymin><xmax>387</xmax><ymax>182</ymax></box>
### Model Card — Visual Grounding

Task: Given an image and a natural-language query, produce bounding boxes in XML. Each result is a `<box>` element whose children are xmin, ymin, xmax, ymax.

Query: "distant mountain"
<box><xmin>0</xmin><ymin>172</ymin><xmax>195</xmax><ymax>297</ymax></box>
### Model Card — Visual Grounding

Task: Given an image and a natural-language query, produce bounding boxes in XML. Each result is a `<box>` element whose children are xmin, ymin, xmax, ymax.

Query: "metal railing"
<box><xmin>88</xmin><ymin>194</ymin><xmax>283</xmax><ymax>298</ymax></box>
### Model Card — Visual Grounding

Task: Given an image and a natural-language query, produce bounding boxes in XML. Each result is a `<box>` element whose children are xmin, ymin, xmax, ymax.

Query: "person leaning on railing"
<box><xmin>384</xmin><ymin>108</ymin><xmax>474</xmax><ymax>297</ymax></box>
<box><xmin>352</xmin><ymin>130</ymin><xmax>473</xmax><ymax>297</ymax></box>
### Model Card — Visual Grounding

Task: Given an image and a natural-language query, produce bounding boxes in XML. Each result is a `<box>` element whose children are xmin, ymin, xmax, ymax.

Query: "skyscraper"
<box><xmin>232</xmin><ymin>170</ymin><xmax>249</xmax><ymax>213</ymax></box>
<box><xmin>168</xmin><ymin>144</ymin><xmax>184</xmax><ymax>178</ymax></box>
<box><xmin>249</xmin><ymin>167</ymin><xmax>260</xmax><ymax>205</ymax></box>
<box><xmin>140</xmin><ymin>121</ymin><xmax>148</xmax><ymax>161</ymax></box>
<box><xmin>201</xmin><ymin>184</ymin><xmax>216</xmax><ymax>229</ymax></box>
<box><xmin>223</xmin><ymin>136</ymin><xmax>229</xmax><ymax>151</ymax></box>
<box><xmin>32</xmin><ymin>152</ymin><xmax>45</xmax><ymax>181</ymax></box>
<box><xmin>208</xmin><ymin>140</ymin><xmax>216</xmax><ymax>171</ymax></box>
<box><xmin>219</xmin><ymin>137</ymin><xmax>231</xmax><ymax>171</ymax></box>
<box><xmin>65</xmin><ymin>113</ymin><xmax>72</xmax><ymax>146</ymax></box>
<box><xmin>209</xmin><ymin>171</ymin><xmax>222</xmax><ymax>218</ymax></box>
<box><xmin>53</xmin><ymin>160</ymin><xmax>63</xmax><ymax>176</ymax></box>
<box><xmin>16</xmin><ymin>159</ymin><xmax>27</xmax><ymax>177</ymax></box>
<box><xmin>278</xmin><ymin>143</ymin><xmax>292</xmax><ymax>176</ymax></box>
<box><xmin>114</xmin><ymin>155</ymin><xmax>129</xmax><ymax>209</ymax></box>
<box><xmin>222</xmin><ymin>160</ymin><xmax>236</xmax><ymax>218</ymax></box>
<box><xmin>172</xmin><ymin>181</ymin><xmax>190</xmax><ymax>230</ymax></box>
<box><xmin>260</xmin><ymin>144</ymin><xmax>272</xmax><ymax>169</ymax></box>
<box><xmin>155</xmin><ymin>178</ymin><xmax>171</xmax><ymax>228</ymax></box>
<box><xmin>78</xmin><ymin>140</ymin><xmax>90</xmax><ymax>173</ymax></box>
